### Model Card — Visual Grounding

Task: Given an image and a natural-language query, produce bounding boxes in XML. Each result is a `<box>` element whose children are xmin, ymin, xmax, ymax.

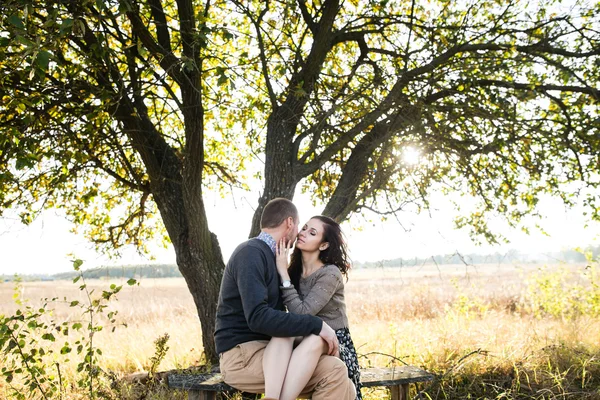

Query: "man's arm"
<box><xmin>235</xmin><ymin>246</ymin><xmax>322</xmax><ymax>338</ymax></box>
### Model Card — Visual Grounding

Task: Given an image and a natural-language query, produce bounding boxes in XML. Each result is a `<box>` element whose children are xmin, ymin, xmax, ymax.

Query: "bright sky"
<box><xmin>1</xmin><ymin>185</ymin><xmax>598</xmax><ymax>275</ymax></box>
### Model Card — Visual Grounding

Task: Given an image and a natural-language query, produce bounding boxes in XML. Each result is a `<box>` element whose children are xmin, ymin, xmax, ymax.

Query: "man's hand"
<box><xmin>318</xmin><ymin>321</ymin><xmax>339</xmax><ymax>356</ymax></box>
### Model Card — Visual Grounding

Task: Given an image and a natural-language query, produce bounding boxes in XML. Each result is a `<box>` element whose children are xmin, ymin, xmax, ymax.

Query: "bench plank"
<box><xmin>169</xmin><ymin>365</ymin><xmax>434</xmax><ymax>399</ymax></box>
<box><xmin>168</xmin><ymin>373</ymin><xmax>233</xmax><ymax>392</ymax></box>
<box><xmin>361</xmin><ymin>366</ymin><xmax>434</xmax><ymax>386</ymax></box>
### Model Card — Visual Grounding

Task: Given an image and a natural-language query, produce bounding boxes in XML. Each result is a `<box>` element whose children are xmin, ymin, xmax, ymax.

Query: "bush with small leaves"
<box><xmin>0</xmin><ymin>259</ymin><xmax>137</xmax><ymax>399</ymax></box>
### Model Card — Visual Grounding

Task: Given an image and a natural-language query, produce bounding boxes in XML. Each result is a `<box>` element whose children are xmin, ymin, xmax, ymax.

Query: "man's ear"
<box><xmin>319</xmin><ymin>242</ymin><xmax>330</xmax><ymax>251</ymax></box>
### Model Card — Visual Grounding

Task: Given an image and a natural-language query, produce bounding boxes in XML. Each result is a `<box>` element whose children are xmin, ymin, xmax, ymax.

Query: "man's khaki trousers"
<box><xmin>220</xmin><ymin>340</ymin><xmax>357</xmax><ymax>399</ymax></box>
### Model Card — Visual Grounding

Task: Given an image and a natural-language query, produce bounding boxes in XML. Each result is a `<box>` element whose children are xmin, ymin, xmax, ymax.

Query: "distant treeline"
<box><xmin>353</xmin><ymin>245</ymin><xmax>600</xmax><ymax>269</ymax></box>
<box><xmin>1</xmin><ymin>264</ymin><xmax>183</xmax><ymax>282</ymax></box>
<box><xmin>2</xmin><ymin>246</ymin><xmax>599</xmax><ymax>282</ymax></box>
<box><xmin>53</xmin><ymin>264</ymin><xmax>183</xmax><ymax>280</ymax></box>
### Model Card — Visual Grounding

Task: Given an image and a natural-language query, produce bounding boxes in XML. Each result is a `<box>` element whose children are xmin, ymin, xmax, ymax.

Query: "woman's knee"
<box><xmin>300</xmin><ymin>334</ymin><xmax>327</xmax><ymax>354</ymax></box>
<box><xmin>267</xmin><ymin>336</ymin><xmax>294</xmax><ymax>352</ymax></box>
<box><xmin>271</xmin><ymin>336</ymin><xmax>294</xmax><ymax>345</ymax></box>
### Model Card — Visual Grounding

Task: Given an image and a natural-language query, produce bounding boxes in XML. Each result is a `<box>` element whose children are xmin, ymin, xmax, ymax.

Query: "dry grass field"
<box><xmin>1</xmin><ymin>262</ymin><xmax>600</xmax><ymax>399</ymax></box>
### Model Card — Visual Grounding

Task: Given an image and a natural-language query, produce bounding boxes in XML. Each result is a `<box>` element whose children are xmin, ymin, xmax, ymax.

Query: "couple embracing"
<box><xmin>214</xmin><ymin>198</ymin><xmax>362</xmax><ymax>400</ymax></box>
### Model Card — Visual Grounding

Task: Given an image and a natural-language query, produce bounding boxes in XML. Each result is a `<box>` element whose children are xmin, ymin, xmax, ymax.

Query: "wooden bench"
<box><xmin>168</xmin><ymin>365</ymin><xmax>434</xmax><ymax>400</ymax></box>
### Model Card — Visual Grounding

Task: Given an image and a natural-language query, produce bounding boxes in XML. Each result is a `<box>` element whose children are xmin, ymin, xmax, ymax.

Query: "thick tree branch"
<box><xmin>175</xmin><ymin>0</ymin><xmax>197</xmax><ymax>59</ymax></box>
<box><xmin>284</xmin><ymin>0</ymin><xmax>340</xmax><ymax>109</ymax></box>
<box><xmin>424</xmin><ymin>79</ymin><xmax>600</xmax><ymax>105</ymax></box>
<box><xmin>148</xmin><ymin>0</ymin><xmax>172</xmax><ymax>53</ymax></box>
<box><xmin>297</xmin><ymin>0</ymin><xmax>317</xmax><ymax>34</ymax></box>
<box><xmin>403</xmin><ymin>0</ymin><xmax>417</xmax><ymax>72</ymax></box>
<box><xmin>120</xmin><ymin>0</ymin><xmax>183</xmax><ymax>85</ymax></box>
<box><xmin>465</xmin><ymin>41</ymin><xmax>600</xmax><ymax>58</ymax></box>
<box><xmin>472</xmin><ymin>79</ymin><xmax>600</xmax><ymax>98</ymax></box>
<box><xmin>322</xmin><ymin>106</ymin><xmax>420</xmax><ymax>220</ymax></box>
<box><xmin>172</xmin><ymin>0</ymin><xmax>205</xmax><ymax>188</ymax></box>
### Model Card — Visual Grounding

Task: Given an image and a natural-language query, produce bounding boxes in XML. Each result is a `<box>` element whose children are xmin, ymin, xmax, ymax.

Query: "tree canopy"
<box><xmin>1</xmin><ymin>0</ymin><xmax>598</xmax><ymax>362</ymax></box>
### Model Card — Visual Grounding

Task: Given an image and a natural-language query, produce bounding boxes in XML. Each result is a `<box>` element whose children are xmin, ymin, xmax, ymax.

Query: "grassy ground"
<box><xmin>1</xmin><ymin>262</ymin><xmax>599</xmax><ymax>399</ymax></box>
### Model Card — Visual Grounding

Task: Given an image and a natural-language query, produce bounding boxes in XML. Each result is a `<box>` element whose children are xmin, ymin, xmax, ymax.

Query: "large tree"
<box><xmin>1</xmin><ymin>0</ymin><xmax>598</xmax><ymax>362</ymax></box>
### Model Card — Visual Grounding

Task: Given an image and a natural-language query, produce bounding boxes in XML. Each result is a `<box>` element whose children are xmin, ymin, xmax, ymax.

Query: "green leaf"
<box><xmin>72</xmin><ymin>259</ymin><xmax>83</xmax><ymax>270</ymax></box>
<box><xmin>15</xmin><ymin>34</ymin><xmax>34</xmax><ymax>47</ymax></box>
<box><xmin>8</xmin><ymin>15</ymin><xmax>25</xmax><ymax>30</ymax></box>
<box><xmin>217</xmin><ymin>73</ymin><xmax>228</xmax><ymax>86</ymax></box>
<box><xmin>6</xmin><ymin>340</ymin><xmax>17</xmax><ymax>352</ymax></box>
<box><xmin>127</xmin><ymin>278</ymin><xmax>137</xmax><ymax>286</ymax></box>
<box><xmin>42</xmin><ymin>333</ymin><xmax>55</xmax><ymax>342</ymax></box>
<box><xmin>223</xmin><ymin>30</ymin><xmax>234</xmax><ymax>41</ymax></box>
<box><xmin>60</xmin><ymin>18</ymin><xmax>74</xmax><ymax>33</ymax></box>
<box><xmin>15</xmin><ymin>157</ymin><xmax>33</xmax><ymax>170</ymax></box>
<box><xmin>36</xmin><ymin>50</ymin><xmax>52</xmax><ymax>70</ymax></box>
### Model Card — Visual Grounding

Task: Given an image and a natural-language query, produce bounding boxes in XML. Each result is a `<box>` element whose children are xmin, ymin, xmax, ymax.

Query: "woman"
<box><xmin>262</xmin><ymin>216</ymin><xmax>362</xmax><ymax>400</ymax></box>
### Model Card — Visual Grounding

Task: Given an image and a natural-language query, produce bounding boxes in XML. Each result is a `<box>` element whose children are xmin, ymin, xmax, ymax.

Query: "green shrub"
<box><xmin>0</xmin><ymin>260</ymin><xmax>135</xmax><ymax>399</ymax></box>
<box><xmin>446</xmin><ymin>279</ymin><xmax>489</xmax><ymax>320</ymax></box>
<box><xmin>525</xmin><ymin>252</ymin><xmax>600</xmax><ymax>319</ymax></box>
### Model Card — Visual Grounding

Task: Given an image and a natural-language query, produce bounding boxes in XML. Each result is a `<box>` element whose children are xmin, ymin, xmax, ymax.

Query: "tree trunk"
<box><xmin>249</xmin><ymin>109</ymin><xmax>300</xmax><ymax>237</ymax></box>
<box><xmin>152</xmin><ymin>181</ymin><xmax>224</xmax><ymax>364</ymax></box>
<box><xmin>174</xmin><ymin>233</ymin><xmax>224</xmax><ymax>364</ymax></box>
<box><xmin>121</xmin><ymin>108</ymin><xmax>224</xmax><ymax>364</ymax></box>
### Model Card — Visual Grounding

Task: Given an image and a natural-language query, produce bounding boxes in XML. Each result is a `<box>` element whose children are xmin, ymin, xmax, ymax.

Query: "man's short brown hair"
<box><xmin>260</xmin><ymin>198</ymin><xmax>298</xmax><ymax>229</ymax></box>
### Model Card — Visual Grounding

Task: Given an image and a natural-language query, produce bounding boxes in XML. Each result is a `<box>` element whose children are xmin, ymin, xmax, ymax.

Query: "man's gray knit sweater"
<box><xmin>214</xmin><ymin>238</ymin><xmax>323</xmax><ymax>354</ymax></box>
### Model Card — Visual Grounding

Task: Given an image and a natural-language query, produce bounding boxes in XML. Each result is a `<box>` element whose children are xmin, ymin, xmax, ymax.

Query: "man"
<box><xmin>214</xmin><ymin>198</ymin><xmax>356</xmax><ymax>399</ymax></box>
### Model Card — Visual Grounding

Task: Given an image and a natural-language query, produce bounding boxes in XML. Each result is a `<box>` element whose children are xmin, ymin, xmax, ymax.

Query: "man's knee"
<box><xmin>314</xmin><ymin>356</ymin><xmax>350</xmax><ymax>385</ymax></box>
<box><xmin>310</xmin><ymin>355</ymin><xmax>356</xmax><ymax>399</ymax></box>
<box><xmin>319</xmin><ymin>355</ymin><xmax>347</xmax><ymax>379</ymax></box>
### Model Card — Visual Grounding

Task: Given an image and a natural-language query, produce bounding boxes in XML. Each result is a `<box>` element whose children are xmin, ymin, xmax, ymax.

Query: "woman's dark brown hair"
<box><xmin>288</xmin><ymin>215</ymin><xmax>350</xmax><ymax>288</ymax></box>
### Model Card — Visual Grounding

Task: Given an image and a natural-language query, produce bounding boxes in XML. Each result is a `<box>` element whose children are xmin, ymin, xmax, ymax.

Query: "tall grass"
<box><xmin>1</xmin><ymin>261</ymin><xmax>599</xmax><ymax>399</ymax></box>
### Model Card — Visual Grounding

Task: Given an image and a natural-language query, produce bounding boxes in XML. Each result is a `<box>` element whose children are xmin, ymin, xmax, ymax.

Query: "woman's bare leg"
<box><xmin>279</xmin><ymin>335</ymin><xmax>328</xmax><ymax>400</ymax></box>
<box><xmin>263</xmin><ymin>336</ymin><xmax>295</xmax><ymax>399</ymax></box>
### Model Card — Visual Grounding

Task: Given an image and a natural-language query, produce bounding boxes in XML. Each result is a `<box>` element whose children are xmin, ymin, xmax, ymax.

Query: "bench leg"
<box><xmin>188</xmin><ymin>390</ymin><xmax>216</xmax><ymax>400</ymax></box>
<box><xmin>390</xmin><ymin>383</ymin><xmax>409</xmax><ymax>400</ymax></box>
